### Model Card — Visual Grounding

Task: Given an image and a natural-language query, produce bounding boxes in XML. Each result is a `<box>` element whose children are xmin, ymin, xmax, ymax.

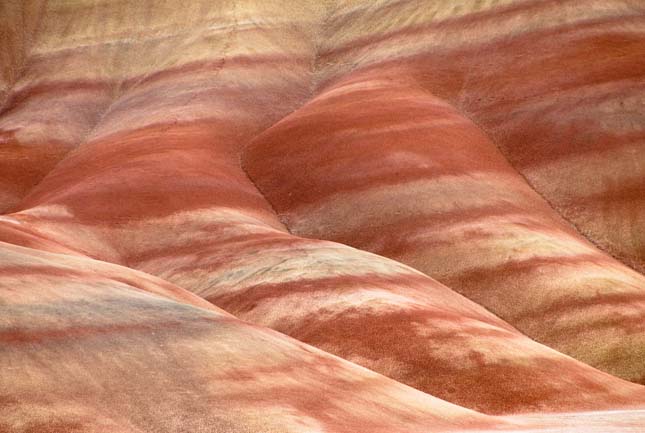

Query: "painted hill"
<box><xmin>1</xmin><ymin>0</ymin><xmax>644</xmax><ymax>431</ymax></box>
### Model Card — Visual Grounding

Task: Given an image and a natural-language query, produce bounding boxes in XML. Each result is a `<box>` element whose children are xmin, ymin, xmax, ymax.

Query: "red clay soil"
<box><xmin>1</xmin><ymin>0</ymin><xmax>645</xmax><ymax>432</ymax></box>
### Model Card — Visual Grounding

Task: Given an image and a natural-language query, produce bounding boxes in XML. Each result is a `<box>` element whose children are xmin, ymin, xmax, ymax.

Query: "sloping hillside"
<box><xmin>1</xmin><ymin>1</ymin><xmax>644</xmax><ymax>432</ymax></box>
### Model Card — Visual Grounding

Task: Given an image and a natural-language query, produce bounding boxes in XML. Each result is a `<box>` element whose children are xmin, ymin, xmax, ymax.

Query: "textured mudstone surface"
<box><xmin>1</xmin><ymin>1</ymin><xmax>645</xmax><ymax>432</ymax></box>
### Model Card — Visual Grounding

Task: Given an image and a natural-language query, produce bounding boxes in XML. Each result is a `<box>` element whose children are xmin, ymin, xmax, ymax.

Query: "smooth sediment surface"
<box><xmin>1</xmin><ymin>1</ymin><xmax>644</xmax><ymax>432</ymax></box>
